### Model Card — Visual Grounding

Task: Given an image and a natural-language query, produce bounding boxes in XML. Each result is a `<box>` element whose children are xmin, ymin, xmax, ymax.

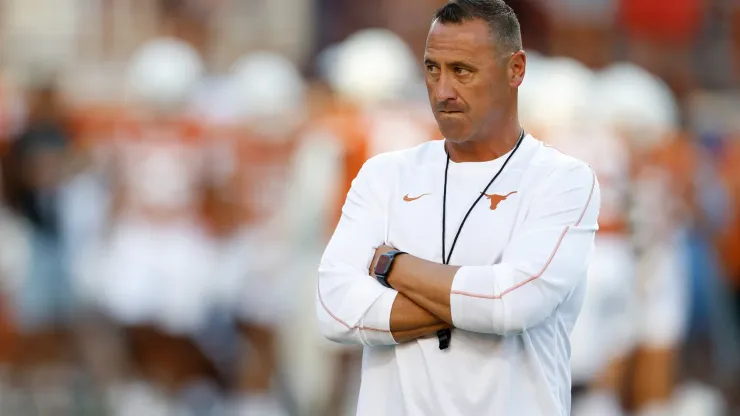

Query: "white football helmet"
<box><xmin>527</xmin><ymin>57</ymin><xmax>596</xmax><ymax>135</ymax></box>
<box><xmin>230</xmin><ymin>51</ymin><xmax>306</xmax><ymax>120</ymax></box>
<box><xmin>330</xmin><ymin>29</ymin><xmax>419</xmax><ymax>105</ymax></box>
<box><xmin>590</xmin><ymin>62</ymin><xmax>679</xmax><ymax>148</ymax></box>
<box><xmin>125</xmin><ymin>37</ymin><xmax>204</xmax><ymax>110</ymax></box>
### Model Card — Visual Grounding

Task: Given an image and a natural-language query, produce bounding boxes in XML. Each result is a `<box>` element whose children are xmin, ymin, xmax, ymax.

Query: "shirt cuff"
<box><xmin>449</xmin><ymin>265</ymin><xmax>508</xmax><ymax>334</ymax></box>
<box><xmin>360</xmin><ymin>290</ymin><xmax>399</xmax><ymax>345</ymax></box>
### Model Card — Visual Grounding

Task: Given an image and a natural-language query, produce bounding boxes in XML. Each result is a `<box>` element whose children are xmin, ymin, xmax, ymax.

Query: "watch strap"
<box><xmin>373</xmin><ymin>250</ymin><xmax>406</xmax><ymax>288</ymax></box>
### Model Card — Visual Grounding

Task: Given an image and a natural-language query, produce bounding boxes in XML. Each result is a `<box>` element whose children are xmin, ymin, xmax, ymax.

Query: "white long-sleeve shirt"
<box><xmin>317</xmin><ymin>135</ymin><xmax>600</xmax><ymax>416</ymax></box>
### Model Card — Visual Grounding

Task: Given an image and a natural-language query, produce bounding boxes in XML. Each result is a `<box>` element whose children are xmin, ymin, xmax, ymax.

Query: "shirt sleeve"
<box><xmin>450</xmin><ymin>162</ymin><xmax>600</xmax><ymax>335</ymax></box>
<box><xmin>316</xmin><ymin>155</ymin><xmax>399</xmax><ymax>346</ymax></box>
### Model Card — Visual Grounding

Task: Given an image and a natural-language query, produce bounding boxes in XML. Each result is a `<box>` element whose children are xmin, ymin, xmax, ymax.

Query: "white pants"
<box><xmin>215</xmin><ymin>227</ymin><xmax>296</xmax><ymax>327</ymax></box>
<box><xmin>634</xmin><ymin>241</ymin><xmax>689</xmax><ymax>349</ymax></box>
<box><xmin>570</xmin><ymin>235</ymin><xmax>636</xmax><ymax>384</ymax></box>
<box><xmin>99</xmin><ymin>219</ymin><xmax>217</xmax><ymax>335</ymax></box>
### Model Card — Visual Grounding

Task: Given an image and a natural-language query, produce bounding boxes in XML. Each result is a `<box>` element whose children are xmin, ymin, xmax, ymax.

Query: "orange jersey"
<box><xmin>67</xmin><ymin>105</ymin><xmax>123</xmax><ymax>151</ymax></box>
<box><xmin>107</xmin><ymin>113</ymin><xmax>211</xmax><ymax>224</ymax></box>
<box><xmin>305</xmin><ymin>103</ymin><xmax>368</xmax><ymax>232</ymax></box>
<box><xmin>306</xmin><ymin>100</ymin><xmax>440</xmax><ymax>236</ymax></box>
<box><xmin>630</xmin><ymin>134</ymin><xmax>695</xmax><ymax>246</ymax></box>
<box><xmin>206</xmin><ymin>124</ymin><xmax>300</xmax><ymax>236</ymax></box>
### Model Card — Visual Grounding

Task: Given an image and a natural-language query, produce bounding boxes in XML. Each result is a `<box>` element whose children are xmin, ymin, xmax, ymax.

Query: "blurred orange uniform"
<box><xmin>71</xmin><ymin>105</ymin><xmax>219</xmax><ymax>221</ymax></box>
<box><xmin>630</xmin><ymin>134</ymin><xmax>694</xmax><ymax>246</ymax></box>
<box><xmin>717</xmin><ymin>137</ymin><xmax>740</xmax><ymax>287</ymax></box>
<box><xmin>108</xmin><ymin>114</ymin><xmax>212</xmax><ymax>223</ymax></box>
<box><xmin>306</xmin><ymin>102</ymin><xmax>369</xmax><ymax>234</ymax></box>
<box><xmin>205</xmin><ymin>124</ymin><xmax>299</xmax><ymax>237</ymax></box>
<box><xmin>70</xmin><ymin>106</ymin><xmax>220</xmax><ymax>334</ymax></box>
<box><xmin>200</xmin><ymin>119</ymin><xmax>307</xmax><ymax>328</ymax></box>
<box><xmin>308</xmin><ymin>99</ymin><xmax>442</xmax><ymax>235</ymax></box>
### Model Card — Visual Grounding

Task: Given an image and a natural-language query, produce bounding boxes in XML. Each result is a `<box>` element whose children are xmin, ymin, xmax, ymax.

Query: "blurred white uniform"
<box><xmin>522</xmin><ymin>57</ymin><xmax>642</xmax><ymax>384</ymax></box>
<box><xmin>98</xmin><ymin>38</ymin><xmax>218</xmax><ymax>335</ymax></box>
<box><xmin>551</xmin><ymin>129</ymin><xmax>637</xmax><ymax>383</ymax></box>
<box><xmin>592</xmin><ymin>62</ymin><xmax>689</xmax><ymax>349</ymax></box>
<box><xmin>100</xmin><ymin>118</ymin><xmax>217</xmax><ymax>335</ymax></box>
<box><xmin>631</xmin><ymin>156</ymin><xmax>689</xmax><ymax>348</ymax></box>
<box><xmin>202</xmin><ymin>51</ymin><xmax>308</xmax><ymax>327</ymax></box>
<box><xmin>210</xmin><ymin>129</ymin><xmax>300</xmax><ymax>327</ymax></box>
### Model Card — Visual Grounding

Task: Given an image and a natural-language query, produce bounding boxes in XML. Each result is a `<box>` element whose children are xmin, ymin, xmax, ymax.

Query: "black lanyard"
<box><xmin>437</xmin><ymin>129</ymin><xmax>525</xmax><ymax>350</ymax></box>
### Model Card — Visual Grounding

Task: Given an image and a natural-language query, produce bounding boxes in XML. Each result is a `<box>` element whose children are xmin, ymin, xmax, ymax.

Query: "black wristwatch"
<box><xmin>373</xmin><ymin>250</ymin><xmax>407</xmax><ymax>289</ymax></box>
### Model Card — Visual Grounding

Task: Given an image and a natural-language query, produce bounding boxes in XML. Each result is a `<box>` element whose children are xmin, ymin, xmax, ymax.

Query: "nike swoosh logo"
<box><xmin>403</xmin><ymin>193</ymin><xmax>431</xmax><ymax>202</ymax></box>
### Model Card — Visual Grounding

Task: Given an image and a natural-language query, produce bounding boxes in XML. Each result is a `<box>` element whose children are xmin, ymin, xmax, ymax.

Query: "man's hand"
<box><xmin>369</xmin><ymin>246</ymin><xmax>459</xmax><ymax>325</ymax></box>
<box><xmin>368</xmin><ymin>245</ymin><xmax>452</xmax><ymax>342</ymax></box>
<box><xmin>368</xmin><ymin>244</ymin><xmax>395</xmax><ymax>275</ymax></box>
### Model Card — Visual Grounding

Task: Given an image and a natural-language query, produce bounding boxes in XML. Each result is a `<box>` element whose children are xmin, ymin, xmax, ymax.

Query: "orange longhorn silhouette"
<box><xmin>482</xmin><ymin>191</ymin><xmax>517</xmax><ymax>210</ymax></box>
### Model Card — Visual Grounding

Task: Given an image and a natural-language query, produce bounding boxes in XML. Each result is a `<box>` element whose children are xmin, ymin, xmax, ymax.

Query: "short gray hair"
<box><xmin>433</xmin><ymin>0</ymin><xmax>523</xmax><ymax>54</ymax></box>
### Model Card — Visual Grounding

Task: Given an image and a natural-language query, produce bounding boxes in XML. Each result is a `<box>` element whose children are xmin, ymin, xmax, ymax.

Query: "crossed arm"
<box><xmin>316</xmin><ymin>156</ymin><xmax>600</xmax><ymax>346</ymax></box>
<box><xmin>386</xmin><ymin>295</ymin><xmax>450</xmax><ymax>343</ymax></box>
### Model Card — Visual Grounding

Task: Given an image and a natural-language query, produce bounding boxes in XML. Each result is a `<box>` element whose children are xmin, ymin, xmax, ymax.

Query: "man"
<box><xmin>316</xmin><ymin>1</ymin><xmax>601</xmax><ymax>415</ymax></box>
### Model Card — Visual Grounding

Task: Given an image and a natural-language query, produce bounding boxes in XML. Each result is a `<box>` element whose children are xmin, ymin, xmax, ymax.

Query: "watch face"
<box><xmin>375</xmin><ymin>254</ymin><xmax>392</xmax><ymax>275</ymax></box>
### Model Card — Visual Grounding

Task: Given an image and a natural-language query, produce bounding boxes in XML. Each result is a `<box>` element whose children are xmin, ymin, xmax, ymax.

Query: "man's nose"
<box><xmin>434</xmin><ymin>74</ymin><xmax>457</xmax><ymax>102</ymax></box>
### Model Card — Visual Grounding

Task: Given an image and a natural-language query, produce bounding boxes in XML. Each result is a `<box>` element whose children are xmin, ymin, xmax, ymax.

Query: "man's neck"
<box><xmin>446</xmin><ymin>122</ymin><xmax>522</xmax><ymax>163</ymax></box>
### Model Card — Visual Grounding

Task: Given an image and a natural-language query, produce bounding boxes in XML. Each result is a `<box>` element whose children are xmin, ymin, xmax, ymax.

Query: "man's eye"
<box><xmin>426</xmin><ymin>65</ymin><xmax>440</xmax><ymax>74</ymax></box>
<box><xmin>455</xmin><ymin>67</ymin><xmax>470</xmax><ymax>76</ymax></box>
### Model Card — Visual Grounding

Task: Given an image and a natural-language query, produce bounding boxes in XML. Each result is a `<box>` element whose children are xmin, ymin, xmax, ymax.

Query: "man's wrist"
<box><xmin>374</xmin><ymin>250</ymin><xmax>407</xmax><ymax>288</ymax></box>
<box><xmin>386</xmin><ymin>253</ymin><xmax>411</xmax><ymax>288</ymax></box>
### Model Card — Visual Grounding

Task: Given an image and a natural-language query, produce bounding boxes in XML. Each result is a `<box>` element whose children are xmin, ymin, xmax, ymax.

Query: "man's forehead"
<box><xmin>425</xmin><ymin>19</ymin><xmax>495</xmax><ymax>59</ymax></box>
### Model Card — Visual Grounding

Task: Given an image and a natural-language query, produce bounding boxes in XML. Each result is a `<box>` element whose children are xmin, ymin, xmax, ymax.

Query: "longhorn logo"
<box><xmin>482</xmin><ymin>191</ymin><xmax>517</xmax><ymax>211</ymax></box>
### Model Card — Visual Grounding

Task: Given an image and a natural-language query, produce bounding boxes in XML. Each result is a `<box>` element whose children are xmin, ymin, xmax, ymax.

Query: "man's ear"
<box><xmin>509</xmin><ymin>50</ymin><xmax>526</xmax><ymax>88</ymax></box>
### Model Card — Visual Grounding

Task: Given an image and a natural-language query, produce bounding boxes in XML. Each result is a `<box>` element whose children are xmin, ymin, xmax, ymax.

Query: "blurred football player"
<box><xmin>95</xmin><ymin>36</ymin><xmax>223</xmax><ymax>413</ymax></box>
<box><xmin>523</xmin><ymin>57</ymin><xmax>637</xmax><ymax>416</ymax></box>
<box><xmin>203</xmin><ymin>51</ymin><xmax>308</xmax><ymax>416</ymax></box>
<box><xmin>592</xmin><ymin>63</ymin><xmax>689</xmax><ymax>416</ymax></box>
<box><xmin>558</xmin><ymin>59</ymin><xmax>636</xmax><ymax>416</ymax></box>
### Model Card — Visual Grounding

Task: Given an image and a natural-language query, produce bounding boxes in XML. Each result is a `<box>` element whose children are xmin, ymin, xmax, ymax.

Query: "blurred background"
<box><xmin>0</xmin><ymin>0</ymin><xmax>738</xmax><ymax>415</ymax></box>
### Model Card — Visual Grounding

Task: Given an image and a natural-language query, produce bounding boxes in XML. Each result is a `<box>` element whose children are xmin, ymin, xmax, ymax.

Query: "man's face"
<box><xmin>424</xmin><ymin>19</ymin><xmax>518</xmax><ymax>142</ymax></box>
